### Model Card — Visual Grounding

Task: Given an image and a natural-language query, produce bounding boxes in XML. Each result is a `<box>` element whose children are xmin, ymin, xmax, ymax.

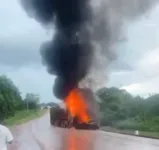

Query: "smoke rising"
<box><xmin>82</xmin><ymin>0</ymin><xmax>159</xmax><ymax>91</ymax></box>
<box><xmin>20</xmin><ymin>0</ymin><xmax>158</xmax><ymax>99</ymax></box>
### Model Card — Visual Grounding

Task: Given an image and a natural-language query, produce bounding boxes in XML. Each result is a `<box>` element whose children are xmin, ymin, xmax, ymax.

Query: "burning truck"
<box><xmin>50</xmin><ymin>88</ymin><xmax>100</xmax><ymax>130</ymax></box>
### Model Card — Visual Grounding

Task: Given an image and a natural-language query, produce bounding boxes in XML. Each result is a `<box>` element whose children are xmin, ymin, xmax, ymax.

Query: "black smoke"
<box><xmin>20</xmin><ymin>0</ymin><xmax>93</xmax><ymax>99</ymax></box>
<box><xmin>20</xmin><ymin>0</ymin><xmax>159</xmax><ymax>99</ymax></box>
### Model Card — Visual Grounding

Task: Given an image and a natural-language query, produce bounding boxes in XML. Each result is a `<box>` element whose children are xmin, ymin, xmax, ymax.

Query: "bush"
<box><xmin>114</xmin><ymin>120</ymin><xmax>140</xmax><ymax>130</ymax></box>
<box><xmin>3</xmin><ymin>109</ymin><xmax>43</xmax><ymax>126</ymax></box>
<box><xmin>100</xmin><ymin>111</ymin><xmax>120</xmax><ymax>126</ymax></box>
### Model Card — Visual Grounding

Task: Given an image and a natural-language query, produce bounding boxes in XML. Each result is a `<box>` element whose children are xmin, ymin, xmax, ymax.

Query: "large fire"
<box><xmin>64</xmin><ymin>88</ymin><xmax>91</xmax><ymax>124</ymax></box>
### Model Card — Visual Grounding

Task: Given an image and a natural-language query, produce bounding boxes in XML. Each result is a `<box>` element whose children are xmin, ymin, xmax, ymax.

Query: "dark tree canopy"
<box><xmin>96</xmin><ymin>87</ymin><xmax>159</xmax><ymax>132</ymax></box>
<box><xmin>0</xmin><ymin>75</ymin><xmax>23</xmax><ymax>120</ymax></box>
<box><xmin>0</xmin><ymin>75</ymin><xmax>40</xmax><ymax>122</ymax></box>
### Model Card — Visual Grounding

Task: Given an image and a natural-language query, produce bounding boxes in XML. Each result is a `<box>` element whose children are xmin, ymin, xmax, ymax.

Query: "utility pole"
<box><xmin>26</xmin><ymin>94</ymin><xmax>29</xmax><ymax>112</ymax></box>
<box><xmin>26</xmin><ymin>98</ymin><xmax>29</xmax><ymax>112</ymax></box>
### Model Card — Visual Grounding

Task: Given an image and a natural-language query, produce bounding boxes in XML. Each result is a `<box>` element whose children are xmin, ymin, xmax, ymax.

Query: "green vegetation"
<box><xmin>101</xmin><ymin>126</ymin><xmax>159</xmax><ymax>139</ymax></box>
<box><xmin>0</xmin><ymin>75</ymin><xmax>44</xmax><ymax>126</ymax></box>
<box><xmin>3</xmin><ymin>109</ymin><xmax>47</xmax><ymax>126</ymax></box>
<box><xmin>96</xmin><ymin>87</ymin><xmax>159</xmax><ymax>133</ymax></box>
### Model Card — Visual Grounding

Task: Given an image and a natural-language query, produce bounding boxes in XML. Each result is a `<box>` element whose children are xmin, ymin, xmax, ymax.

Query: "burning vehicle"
<box><xmin>50</xmin><ymin>88</ymin><xmax>100</xmax><ymax>130</ymax></box>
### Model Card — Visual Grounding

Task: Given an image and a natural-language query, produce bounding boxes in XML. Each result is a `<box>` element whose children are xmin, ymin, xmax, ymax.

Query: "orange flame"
<box><xmin>65</xmin><ymin>88</ymin><xmax>91</xmax><ymax>123</ymax></box>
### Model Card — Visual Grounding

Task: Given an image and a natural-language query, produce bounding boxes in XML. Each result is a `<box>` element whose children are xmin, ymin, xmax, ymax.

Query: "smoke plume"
<box><xmin>20</xmin><ymin>0</ymin><xmax>158</xmax><ymax>99</ymax></box>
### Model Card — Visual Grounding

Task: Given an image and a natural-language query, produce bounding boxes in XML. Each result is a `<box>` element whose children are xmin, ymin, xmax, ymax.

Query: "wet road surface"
<box><xmin>9</xmin><ymin>112</ymin><xmax>159</xmax><ymax>150</ymax></box>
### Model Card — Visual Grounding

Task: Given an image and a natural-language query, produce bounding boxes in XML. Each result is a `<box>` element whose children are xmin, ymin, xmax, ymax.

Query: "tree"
<box><xmin>96</xmin><ymin>87</ymin><xmax>159</xmax><ymax>132</ymax></box>
<box><xmin>0</xmin><ymin>75</ymin><xmax>24</xmax><ymax>119</ymax></box>
<box><xmin>24</xmin><ymin>93</ymin><xmax>40</xmax><ymax>110</ymax></box>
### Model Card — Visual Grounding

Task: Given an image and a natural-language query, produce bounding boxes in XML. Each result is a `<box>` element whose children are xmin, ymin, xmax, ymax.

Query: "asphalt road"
<box><xmin>8</xmin><ymin>112</ymin><xmax>159</xmax><ymax>150</ymax></box>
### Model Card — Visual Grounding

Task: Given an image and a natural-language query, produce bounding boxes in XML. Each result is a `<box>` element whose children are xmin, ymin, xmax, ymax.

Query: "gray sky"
<box><xmin>1</xmin><ymin>0</ymin><xmax>159</xmax><ymax>102</ymax></box>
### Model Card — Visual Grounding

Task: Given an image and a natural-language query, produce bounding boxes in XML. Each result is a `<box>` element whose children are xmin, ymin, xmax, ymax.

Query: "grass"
<box><xmin>3</xmin><ymin>109</ymin><xmax>47</xmax><ymax>127</ymax></box>
<box><xmin>101</xmin><ymin>126</ymin><xmax>159</xmax><ymax>139</ymax></box>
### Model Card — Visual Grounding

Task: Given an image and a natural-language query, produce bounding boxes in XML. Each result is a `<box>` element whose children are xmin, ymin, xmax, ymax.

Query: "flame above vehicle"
<box><xmin>65</xmin><ymin>88</ymin><xmax>91</xmax><ymax>124</ymax></box>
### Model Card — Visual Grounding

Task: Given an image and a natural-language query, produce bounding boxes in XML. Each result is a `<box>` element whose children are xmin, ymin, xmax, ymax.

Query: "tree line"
<box><xmin>0</xmin><ymin>75</ymin><xmax>40</xmax><ymax>121</ymax></box>
<box><xmin>96</xmin><ymin>87</ymin><xmax>159</xmax><ymax>132</ymax></box>
<box><xmin>1</xmin><ymin>74</ymin><xmax>159</xmax><ymax>132</ymax></box>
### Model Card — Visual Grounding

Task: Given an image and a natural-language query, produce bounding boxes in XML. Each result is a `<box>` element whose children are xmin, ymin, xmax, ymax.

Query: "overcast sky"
<box><xmin>1</xmin><ymin>0</ymin><xmax>159</xmax><ymax>103</ymax></box>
